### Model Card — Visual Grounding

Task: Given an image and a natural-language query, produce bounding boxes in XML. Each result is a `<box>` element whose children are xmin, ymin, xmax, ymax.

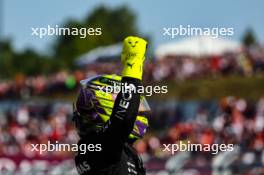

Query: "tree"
<box><xmin>13</xmin><ymin>49</ymin><xmax>45</xmax><ymax>76</ymax></box>
<box><xmin>0</xmin><ymin>5</ymin><xmax>140</xmax><ymax>78</ymax></box>
<box><xmin>242</xmin><ymin>28</ymin><xmax>257</xmax><ymax>47</ymax></box>
<box><xmin>54</xmin><ymin>5</ymin><xmax>138</xmax><ymax>69</ymax></box>
<box><xmin>0</xmin><ymin>40</ymin><xmax>15</xmax><ymax>78</ymax></box>
<box><xmin>0</xmin><ymin>40</ymin><xmax>56</xmax><ymax>78</ymax></box>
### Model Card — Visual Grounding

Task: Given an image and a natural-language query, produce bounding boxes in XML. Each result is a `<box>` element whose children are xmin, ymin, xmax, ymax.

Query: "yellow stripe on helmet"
<box><xmin>136</xmin><ymin>116</ymin><xmax>148</xmax><ymax>125</ymax></box>
<box><xmin>97</xmin><ymin>98</ymin><xmax>114</xmax><ymax>109</ymax></box>
<box><xmin>98</xmin><ymin>113</ymin><xmax>110</xmax><ymax>122</ymax></box>
<box><xmin>94</xmin><ymin>90</ymin><xmax>114</xmax><ymax>101</ymax></box>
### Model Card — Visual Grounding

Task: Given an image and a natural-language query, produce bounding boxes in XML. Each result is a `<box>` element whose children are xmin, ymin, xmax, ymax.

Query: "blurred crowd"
<box><xmin>136</xmin><ymin>96</ymin><xmax>264</xmax><ymax>175</ymax></box>
<box><xmin>0</xmin><ymin>101</ymin><xmax>77</xmax><ymax>158</ymax></box>
<box><xmin>0</xmin><ymin>44</ymin><xmax>264</xmax><ymax>174</ymax></box>
<box><xmin>1</xmin><ymin>46</ymin><xmax>264</xmax><ymax>99</ymax></box>
<box><xmin>147</xmin><ymin>45</ymin><xmax>264</xmax><ymax>81</ymax></box>
<box><xmin>0</xmin><ymin>97</ymin><xmax>264</xmax><ymax>174</ymax></box>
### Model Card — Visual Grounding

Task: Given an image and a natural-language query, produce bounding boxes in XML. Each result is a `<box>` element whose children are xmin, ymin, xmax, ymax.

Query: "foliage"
<box><xmin>242</xmin><ymin>28</ymin><xmax>257</xmax><ymax>47</ymax></box>
<box><xmin>0</xmin><ymin>5</ymin><xmax>139</xmax><ymax>78</ymax></box>
<box><xmin>54</xmin><ymin>5</ymin><xmax>138</xmax><ymax>69</ymax></box>
<box><xmin>151</xmin><ymin>74</ymin><xmax>264</xmax><ymax>101</ymax></box>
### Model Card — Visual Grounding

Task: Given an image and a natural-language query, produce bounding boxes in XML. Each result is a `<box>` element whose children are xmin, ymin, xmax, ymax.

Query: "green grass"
<box><xmin>148</xmin><ymin>74</ymin><xmax>264</xmax><ymax>101</ymax></box>
<box><xmin>34</xmin><ymin>74</ymin><xmax>264</xmax><ymax>102</ymax></box>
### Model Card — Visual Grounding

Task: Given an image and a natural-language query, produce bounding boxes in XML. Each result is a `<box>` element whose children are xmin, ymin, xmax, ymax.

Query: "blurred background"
<box><xmin>0</xmin><ymin>0</ymin><xmax>264</xmax><ymax>174</ymax></box>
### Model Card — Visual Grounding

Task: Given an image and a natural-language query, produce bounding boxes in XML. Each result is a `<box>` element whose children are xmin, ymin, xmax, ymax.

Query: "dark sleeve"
<box><xmin>98</xmin><ymin>77</ymin><xmax>141</xmax><ymax>145</ymax></box>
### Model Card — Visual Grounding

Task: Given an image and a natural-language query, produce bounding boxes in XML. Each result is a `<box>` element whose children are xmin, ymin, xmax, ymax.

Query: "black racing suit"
<box><xmin>74</xmin><ymin>77</ymin><xmax>146</xmax><ymax>175</ymax></box>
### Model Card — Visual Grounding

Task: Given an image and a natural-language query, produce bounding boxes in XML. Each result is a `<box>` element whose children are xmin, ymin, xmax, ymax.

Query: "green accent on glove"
<box><xmin>121</xmin><ymin>36</ymin><xmax>147</xmax><ymax>80</ymax></box>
